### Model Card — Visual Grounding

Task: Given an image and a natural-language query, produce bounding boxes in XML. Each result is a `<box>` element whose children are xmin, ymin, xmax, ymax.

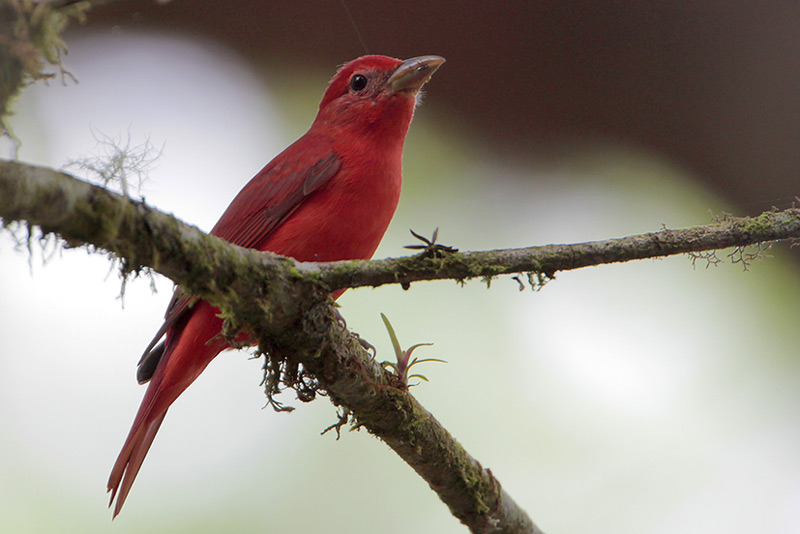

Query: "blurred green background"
<box><xmin>1</xmin><ymin>3</ymin><xmax>799</xmax><ymax>533</ymax></box>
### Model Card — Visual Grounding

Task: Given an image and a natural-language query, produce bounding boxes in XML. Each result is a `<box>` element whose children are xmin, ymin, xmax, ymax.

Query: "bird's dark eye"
<box><xmin>349</xmin><ymin>73</ymin><xmax>368</xmax><ymax>92</ymax></box>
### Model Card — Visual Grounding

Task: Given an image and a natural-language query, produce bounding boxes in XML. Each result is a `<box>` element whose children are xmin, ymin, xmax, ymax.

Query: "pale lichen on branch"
<box><xmin>66</xmin><ymin>128</ymin><xmax>163</xmax><ymax>197</ymax></box>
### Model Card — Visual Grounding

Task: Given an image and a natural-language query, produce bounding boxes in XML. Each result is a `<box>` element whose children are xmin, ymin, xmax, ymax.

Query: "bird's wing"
<box><xmin>135</xmin><ymin>136</ymin><xmax>340</xmax><ymax>383</ymax></box>
<box><xmin>210</xmin><ymin>136</ymin><xmax>341</xmax><ymax>248</ymax></box>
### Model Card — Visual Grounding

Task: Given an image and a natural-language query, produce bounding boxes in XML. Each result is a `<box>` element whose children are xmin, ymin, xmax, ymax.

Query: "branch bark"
<box><xmin>3</xmin><ymin>159</ymin><xmax>798</xmax><ymax>534</ymax></box>
<box><xmin>311</xmin><ymin>208</ymin><xmax>800</xmax><ymax>290</ymax></box>
<box><xmin>0</xmin><ymin>162</ymin><xmax>546</xmax><ymax>533</ymax></box>
<box><xmin>3</xmin><ymin>158</ymin><xmax>800</xmax><ymax>533</ymax></box>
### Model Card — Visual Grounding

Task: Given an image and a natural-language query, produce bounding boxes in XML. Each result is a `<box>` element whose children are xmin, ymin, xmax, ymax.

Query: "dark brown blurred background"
<box><xmin>89</xmin><ymin>1</ymin><xmax>799</xmax><ymax>213</ymax></box>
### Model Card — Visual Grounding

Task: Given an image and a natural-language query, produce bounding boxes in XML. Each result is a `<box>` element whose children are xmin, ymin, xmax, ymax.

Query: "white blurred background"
<box><xmin>2</xmin><ymin>28</ymin><xmax>799</xmax><ymax>534</ymax></box>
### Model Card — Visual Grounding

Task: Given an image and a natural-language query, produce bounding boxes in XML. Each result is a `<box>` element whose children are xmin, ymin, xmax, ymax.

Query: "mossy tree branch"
<box><xmin>3</xmin><ymin>161</ymin><xmax>799</xmax><ymax>534</ymax></box>
<box><xmin>0</xmin><ymin>161</ymin><xmax>544</xmax><ymax>534</ymax></box>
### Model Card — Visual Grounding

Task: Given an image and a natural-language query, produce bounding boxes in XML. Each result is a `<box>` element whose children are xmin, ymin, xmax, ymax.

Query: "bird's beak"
<box><xmin>387</xmin><ymin>55</ymin><xmax>445</xmax><ymax>94</ymax></box>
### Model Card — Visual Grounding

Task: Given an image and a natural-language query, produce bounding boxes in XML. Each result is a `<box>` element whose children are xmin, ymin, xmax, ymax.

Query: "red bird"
<box><xmin>107</xmin><ymin>55</ymin><xmax>444</xmax><ymax>516</ymax></box>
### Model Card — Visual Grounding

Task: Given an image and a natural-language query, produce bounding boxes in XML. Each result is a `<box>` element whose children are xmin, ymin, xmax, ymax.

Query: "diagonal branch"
<box><xmin>3</xmin><ymin>160</ymin><xmax>798</xmax><ymax>533</ymax></box>
<box><xmin>0</xmin><ymin>162</ymin><xmax>545</xmax><ymax>533</ymax></box>
<box><xmin>2</xmin><ymin>159</ymin><xmax>799</xmax><ymax>532</ymax></box>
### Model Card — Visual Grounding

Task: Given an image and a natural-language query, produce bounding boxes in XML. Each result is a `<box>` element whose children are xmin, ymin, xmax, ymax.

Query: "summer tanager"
<box><xmin>107</xmin><ymin>54</ymin><xmax>444</xmax><ymax>516</ymax></box>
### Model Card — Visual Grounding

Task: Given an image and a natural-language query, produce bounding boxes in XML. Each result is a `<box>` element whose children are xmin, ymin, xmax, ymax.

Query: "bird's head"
<box><xmin>313</xmin><ymin>54</ymin><xmax>444</xmax><ymax>142</ymax></box>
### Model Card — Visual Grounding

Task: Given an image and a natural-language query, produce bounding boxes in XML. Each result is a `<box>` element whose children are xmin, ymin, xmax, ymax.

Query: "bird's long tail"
<box><xmin>107</xmin><ymin>300</ymin><xmax>228</xmax><ymax>517</ymax></box>
<box><xmin>107</xmin><ymin>410</ymin><xmax>167</xmax><ymax>517</ymax></box>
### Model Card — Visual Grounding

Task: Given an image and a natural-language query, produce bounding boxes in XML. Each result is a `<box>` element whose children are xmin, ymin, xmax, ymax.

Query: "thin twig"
<box><xmin>310</xmin><ymin>209</ymin><xmax>800</xmax><ymax>290</ymax></box>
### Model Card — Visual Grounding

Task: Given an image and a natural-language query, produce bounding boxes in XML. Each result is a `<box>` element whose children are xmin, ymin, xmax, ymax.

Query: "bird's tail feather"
<box><xmin>108</xmin><ymin>411</ymin><xmax>167</xmax><ymax>518</ymax></box>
